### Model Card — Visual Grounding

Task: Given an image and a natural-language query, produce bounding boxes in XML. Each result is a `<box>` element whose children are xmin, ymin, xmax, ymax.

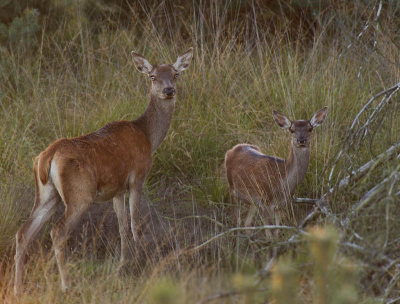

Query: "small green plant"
<box><xmin>148</xmin><ymin>276</ymin><xmax>182</xmax><ymax>304</ymax></box>
<box><xmin>268</xmin><ymin>226</ymin><xmax>360</xmax><ymax>304</ymax></box>
<box><xmin>307</xmin><ymin>226</ymin><xmax>359</xmax><ymax>304</ymax></box>
<box><xmin>271</xmin><ymin>259</ymin><xmax>298</xmax><ymax>304</ymax></box>
<box><xmin>8</xmin><ymin>8</ymin><xmax>40</xmax><ymax>45</ymax></box>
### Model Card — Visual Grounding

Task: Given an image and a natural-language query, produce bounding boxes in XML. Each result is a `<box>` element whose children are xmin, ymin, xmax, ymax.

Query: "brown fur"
<box><xmin>225</xmin><ymin>143</ymin><xmax>289</xmax><ymax>203</ymax></box>
<box><xmin>38</xmin><ymin>146</ymin><xmax>55</xmax><ymax>185</ymax></box>
<box><xmin>14</xmin><ymin>48</ymin><xmax>194</xmax><ymax>294</ymax></box>
<box><xmin>37</xmin><ymin>122</ymin><xmax>152</xmax><ymax>201</ymax></box>
<box><xmin>225</xmin><ymin>107</ymin><xmax>328</xmax><ymax>236</ymax></box>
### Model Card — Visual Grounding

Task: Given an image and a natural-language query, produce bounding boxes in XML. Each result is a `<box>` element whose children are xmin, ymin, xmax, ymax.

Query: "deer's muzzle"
<box><xmin>163</xmin><ymin>87</ymin><xmax>175</xmax><ymax>97</ymax></box>
<box><xmin>297</xmin><ymin>138</ymin><xmax>307</xmax><ymax>146</ymax></box>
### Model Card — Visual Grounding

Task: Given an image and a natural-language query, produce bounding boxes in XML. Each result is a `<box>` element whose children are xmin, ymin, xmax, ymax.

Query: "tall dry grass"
<box><xmin>0</xmin><ymin>0</ymin><xmax>399</xmax><ymax>302</ymax></box>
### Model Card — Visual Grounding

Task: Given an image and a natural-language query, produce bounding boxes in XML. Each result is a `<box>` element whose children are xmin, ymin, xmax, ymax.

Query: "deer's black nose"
<box><xmin>164</xmin><ymin>87</ymin><xmax>175</xmax><ymax>97</ymax></box>
<box><xmin>297</xmin><ymin>137</ymin><xmax>307</xmax><ymax>145</ymax></box>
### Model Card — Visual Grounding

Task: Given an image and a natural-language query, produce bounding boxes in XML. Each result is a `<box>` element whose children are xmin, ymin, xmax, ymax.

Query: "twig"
<box><xmin>386</xmin><ymin>297</ymin><xmax>400</xmax><ymax>304</ymax></box>
<box><xmin>249</xmin><ymin>235</ymin><xmax>303</xmax><ymax>249</ymax></box>
<box><xmin>300</xmin><ymin>194</ymin><xmax>333</xmax><ymax>228</ymax></box>
<box><xmin>336</xmin><ymin>142</ymin><xmax>400</xmax><ymax>190</ymax></box>
<box><xmin>192</xmin><ymin>225</ymin><xmax>303</xmax><ymax>251</ymax></box>
<box><xmin>302</xmin><ymin>143</ymin><xmax>400</xmax><ymax>228</ymax></box>
<box><xmin>328</xmin><ymin>83</ymin><xmax>400</xmax><ymax>185</ymax></box>
<box><xmin>257</xmin><ymin>256</ymin><xmax>275</xmax><ymax>277</ymax></box>
<box><xmin>255</xmin><ymin>256</ymin><xmax>276</xmax><ymax>285</ymax></box>
<box><xmin>340</xmin><ymin>161</ymin><xmax>400</xmax><ymax>225</ymax></box>
<box><xmin>196</xmin><ymin>288</ymin><xmax>266</xmax><ymax>304</ymax></box>
<box><xmin>300</xmin><ymin>207</ymin><xmax>321</xmax><ymax>227</ymax></box>
<box><xmin>338</xmin><ymin>0</ymin><xmax>382</xmax><ymax>59</ymax></box>
<box><xmin>356</xmin><ymin>169</ymin><xmax>399</xmax><ymax>211</ymax></box>
<box><xmin>355</xmin><ymin>87</ymin><xmax>400</xmax><ymax>140</ymax></box>
<box><xmin>340</xmin><ymin>242</ymin><xmax>393</xmax><ymax>265</ymax></box>
<box><xmin>292</xmin><ymin>198</ymin><xmax>317</xmax><ymax>205</ymax></box>
<box><xmin>381</xmin><ymin>271</ymin><xmax>400</xmax><ymax>303</ymax></box>
<box><xmin>161</xmin><ymin>215</ymin><xmax>225</xmax><ymax>228</ymax></box>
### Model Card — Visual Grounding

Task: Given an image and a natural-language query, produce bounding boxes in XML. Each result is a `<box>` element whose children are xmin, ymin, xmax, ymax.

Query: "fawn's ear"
<box><xmin>173</xmin><ymin>47</ymin><xmax>194</xmax><ymax>72</ymax></box>
<box><xmin>310</xmin><ymin>106</ymin><xmax>328</xmax><ymax>127</ymax></box>
<box><xmin>272</xmin><ymin>110</ymin><xmax>292</xmax><ymax>129</ymax></box>
<box><xmin>131</xmin><ymin>52</ymin><xmax>153</xmax><ymax>74</ymax></box>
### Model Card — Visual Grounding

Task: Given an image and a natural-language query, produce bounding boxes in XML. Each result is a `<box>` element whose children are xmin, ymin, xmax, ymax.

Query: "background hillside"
<box><xmin>0</xmin><ymin>0</ymin><xmax>399</xmax><ymax>302</ymax></box>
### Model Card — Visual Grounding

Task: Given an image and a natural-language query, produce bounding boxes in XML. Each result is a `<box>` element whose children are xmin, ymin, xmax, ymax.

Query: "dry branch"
<box><xmin>300</xmin><ymin>195</ymin><xmax>332</xmax><ymax>228</ymax></box>
<box><xmin>355</xmin><ymin>168</ymin><xmax>399</xmax><ymax>211</ymax></box>
<box><xmin>336</xmin><ymin>142</ymin><xmax>400</xmax><ymax>190</ymax></box>
<box><xmin>301</xmin><ymin>142</ymin><xmax>400</xmax><ymax>228</ymax></box>
<box><xmin>192</xmin><ymin>225</ymin><xmax>304</xmax><ymax>251</ymax></box>
<box><xmin>256</xmin><ymin>256</ymin><xmax>275</xmax><ymax>279</ymax></box>
<box><xmin>292</xmin><ymin>198</ymin><xmax>317</xmax><ymax>204</ymax></box>
<box><xmin>196</xmin><ymin>288</ymin><xmax>266</xmax><ymax>304</ymax></box>
<box><xmin>382</xmin><ymin>271</ymin><xmax>400</xmax><ymax>304</ymax></box>
<box><xmin>161</xmin><ymin>215</ymin><xmax>225</xmax><ymax>227</ymax></box>
<box><xmin>338</xmin><ymin>0</ymin><xmax>383</xmax><ymax>59</ymax></box>
<box><xmin>355</xmin><ymin>86</ymin><xmax>399</xmax><ymax>139</ymax></box>
<box><xmin>387</xmin><ymin>297</ymin><xmax>400</xmax><ymax>304</ymax></box>
<box><xmin>340</xmin><ymin>156</ymin><xmax>400</xmax><ymax>225</ymax></box>
<box><xmin>328</xmin><ymin>82</ymin><xmax>400</xmax><ymax>186</ymax></box>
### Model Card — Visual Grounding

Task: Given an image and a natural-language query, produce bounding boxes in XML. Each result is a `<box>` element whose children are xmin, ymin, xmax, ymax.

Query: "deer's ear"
<box><xmin>272</xmin><ymin>110</ymin><xmax>291</xmax><ymax>129</ymax></box>
<box><xmin>173</xmin><ymin>47</ymin><xmax>193</xmax><ymax>72</ymax></box>
<box><xmin>131</xmin><ymin>52</ymin><xmax>153</xmax><ymax>74</ymax></box>
<box><xmin>310</xmin><ymin>106</ymin><xmax>328</xmax><ymax>127</ymax></box>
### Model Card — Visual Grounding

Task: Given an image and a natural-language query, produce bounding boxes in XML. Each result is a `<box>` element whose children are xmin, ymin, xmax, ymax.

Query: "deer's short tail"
<box><xmin>37</xmin><ymin>146</ymin><xmax>57</xmax><ymax>185</ymax></box>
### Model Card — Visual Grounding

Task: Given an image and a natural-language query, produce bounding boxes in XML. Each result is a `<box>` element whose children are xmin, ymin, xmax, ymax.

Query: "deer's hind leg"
<box><xmin>50</xmin><ymin>165</ymin><xmax>95</xmax><ymax>292</ymax></box>
<box><xmin>231</xmin><ymin>192</ymin><xmax>240</xmax><ymax>231</ymax></box>
<box><xmin>15</xmin><ymin>181</ymin><xmax>61</xmax><ymax>295</ymax></box>
<box><xmin>244</xmin><ymin>204</ymin><xmax>258</xmax><ymax>234</ymax></box>
<box><xmin>261</xmin><ymin>202</ymin><xmax>280</xmax><ymax>238</ymax></box>
<box><xmin>229</xmin><ymin>191</ymin><xmax>242</xmax><ymax>250</ymax></box>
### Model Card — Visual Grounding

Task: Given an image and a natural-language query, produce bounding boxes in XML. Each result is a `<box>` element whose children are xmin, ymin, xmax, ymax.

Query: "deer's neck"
<box><xmin>133</xmin><ymin>93</ymin><xmax>175</xmax><ymax>153</ymax></box>
<box><xmin>285</xmin><ymin>143</ymin><xmax>311</xmax><ymax>194</ymax></box>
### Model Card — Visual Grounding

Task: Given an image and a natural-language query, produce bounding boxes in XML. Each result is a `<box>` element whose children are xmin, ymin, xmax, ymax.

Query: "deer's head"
<box><xmin>132</xmin><ymin>48</ymin><xmax>193</xmax><ymax>100</ymax></box>
<box><xmin>272</xmin><ymin>107</ymin><xmax>328</xmax><ymax>148</ymax></box>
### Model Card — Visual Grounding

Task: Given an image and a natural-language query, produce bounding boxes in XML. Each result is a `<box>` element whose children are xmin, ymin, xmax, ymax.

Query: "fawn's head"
<box><xmin>132</xmin><ymin>48</ymin><xmax>193</xmax><ymax>100</ymax></box>
<box><xmin>272</xmin><ymin>107</ymin><xmax>328</xmax><ymax>148</ymax></box>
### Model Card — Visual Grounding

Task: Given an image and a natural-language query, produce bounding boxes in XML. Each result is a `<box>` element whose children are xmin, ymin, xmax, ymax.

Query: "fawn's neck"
<box><xmin>133</xmin><ymin>93</ymin><xmax>175</xmax><ymax>153</ymax></box>
<box><xmin>285</xmin><ymin>143</ymin><xmax>311</xmax><ymax>194</ymax></box>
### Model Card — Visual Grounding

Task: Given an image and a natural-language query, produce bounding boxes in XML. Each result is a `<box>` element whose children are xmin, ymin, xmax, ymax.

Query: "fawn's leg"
<box><xmin>113</xmin><ymin>193</ymin><xmax>129</xmax><ymax>267</ymax></box>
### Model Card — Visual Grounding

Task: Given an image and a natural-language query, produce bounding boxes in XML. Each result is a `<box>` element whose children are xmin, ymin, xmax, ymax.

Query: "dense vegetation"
<box><xmin>0</xmin><ymin>0</ymin><xmax>399</xmax><ymax>302</ymax></box>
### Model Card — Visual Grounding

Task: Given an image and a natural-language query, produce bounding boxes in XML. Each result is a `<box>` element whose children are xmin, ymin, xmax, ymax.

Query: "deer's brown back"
<box><xmin>44</xmin><ymin>121</ymin><xmax>153</xmax><ymax>201</ymax></box>
<box><xmin>225</xmin><ymin>144</ymin><xmax>288</xmax><ymax>203</ymax></box>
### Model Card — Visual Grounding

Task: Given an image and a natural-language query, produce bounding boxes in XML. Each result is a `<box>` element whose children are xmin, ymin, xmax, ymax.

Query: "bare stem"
<box><xmin>192</xmin><ymin>225</ymin><xmax>304</xmax><ymax>251</ymax></box>
<box><xmin>328</xmin><ymin>83</ymin><xmax>400</xmax><ymax>185</ymax></box>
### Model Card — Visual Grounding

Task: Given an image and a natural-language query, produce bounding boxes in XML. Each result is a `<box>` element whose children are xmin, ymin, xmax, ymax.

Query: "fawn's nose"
<box><xmin>163</xmin><ymin>87</ymin><xmax>175</xmax><ymax>97</ymax></box>
<box><xmin>297</xmin><ymin>137</ymin><xmax>307</xmax><ymax>146</ymax></box>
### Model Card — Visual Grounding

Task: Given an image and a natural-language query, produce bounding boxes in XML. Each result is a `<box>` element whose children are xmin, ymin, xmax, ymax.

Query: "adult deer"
<box><xmin>14</xmin><ymin>47</ymin><xmax>193</xmax><ymax>294</ymax></box>
<box><xmin>225</xmin><ymin>107</ymin><xmax>328</xmax><ymax>236</ymax></box>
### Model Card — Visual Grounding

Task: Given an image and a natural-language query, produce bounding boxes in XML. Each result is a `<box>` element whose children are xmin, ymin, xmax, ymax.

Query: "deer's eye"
<box><xmin>289</xmin><ymin>128</ymin><xmax>294</xmax><ymax>133</ymax></box>
<box><xmin>150</xmin><ymin>76</ymin><xmax>155</xmax><ymax>81</ymax></box>
<box><xmin>174</xmin><ymin>74</ymin><xmax>179</xmax><ymax>79</ymax></box>
<box><xmin>309</xmin><ymin>128</ymin><xmax>313</xmax><ymax>132</ymax></box>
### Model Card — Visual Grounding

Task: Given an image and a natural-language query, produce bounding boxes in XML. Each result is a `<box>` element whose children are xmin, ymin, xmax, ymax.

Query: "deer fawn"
<box><xmin>225</xmin><ymin>107</ymin><xmax>328</xmax><ymax>236</ymax></box>
<box><xmin>14</xmin><ymin>48</ymin><xmax>193</xmax><ymax>294</ymax></box>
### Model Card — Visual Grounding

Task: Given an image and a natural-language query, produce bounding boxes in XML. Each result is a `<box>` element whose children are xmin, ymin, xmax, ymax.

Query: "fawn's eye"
<box><xmin>174</xmin><ymin>74</ymin><xmax>179</xmax><ymax>79</ymax></box>
<box><xmin>150</xmin><ymin>76</ymin><xmax>155</xmax><ymax>81</ymax></box>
